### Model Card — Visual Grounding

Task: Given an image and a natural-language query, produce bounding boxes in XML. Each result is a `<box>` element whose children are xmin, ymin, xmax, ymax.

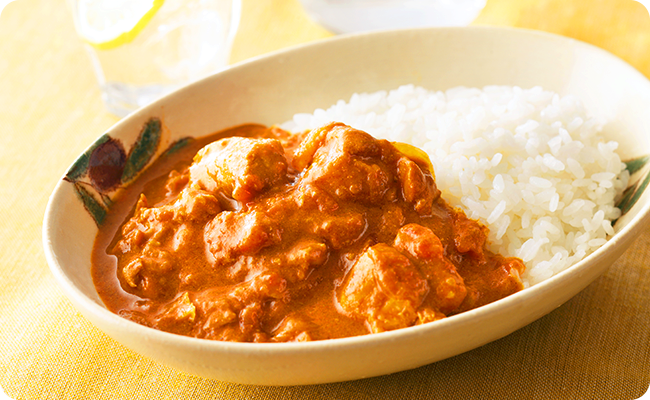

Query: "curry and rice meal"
<box><xmin>92</xmin><ymin>85</ymin><xmax>629</xmax><ymax>342</ymax></box>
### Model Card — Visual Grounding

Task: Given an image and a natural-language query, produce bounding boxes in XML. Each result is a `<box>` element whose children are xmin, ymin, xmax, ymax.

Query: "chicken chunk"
<box><xmin>456</xmin><ymin>256</ymin><xmax>525</xmax><ymax>312</ymax></box>
<box><xmin>196</xmin><ymin>272</ymin><xmax>288</xmax><ymax>341</ymax></box>
<box><xmin>283</xmin><ymin>240</ymin><xmax>329</xmax><ymax>282</ymax></box>
<box><xmin>294</xmin><ymin>123</ymin><xmax>394</xmax><ymax>205</ymax></box>
<box><xmin>393</xmin><ymin>224</ymin><xmax>467</xmax><ymax>314</ymax></box>
<box><xmin>174</xmin><ymin>187</ymin><xmax>221</xmax><ymax>223</ymax></box>
<box><xmin>397</xmin><ymin>156</ymin><xmax>440</xmax><ymax>215</ymax></box>
<box><xmin>154</xmin><ymin>292</ymin><xmax>196</xmax><ymax>335</ymax></box>
<box><xmin>189</xmin><ymin>137</ymin><xmax>288</xmax><ymax>202</ymax></box>
<box><xmin>452</xmin><ymin>210</ymin><xmax>489</xmax><ymax>259</ymax></box>
<box><xmin>204</xmin><ymin>210</ymin><xmax>282</xmax><ymax>266</ymax></box>
<box><xmin>313</xmin><ymin>210</ymin><xmax>367</xmax><ymax>250</ymax></box>
<box><xmin>337</xmin><ymin>244</ymin><xmax>429</xmax><ymax>333</ymax></box>
<box><xmin>271</xmin><ymin>315</ymin><xmax>314</xmax><ymax>342</ymax></box>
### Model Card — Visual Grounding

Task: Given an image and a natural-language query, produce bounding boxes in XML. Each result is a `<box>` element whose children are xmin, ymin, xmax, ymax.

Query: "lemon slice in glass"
<box><xmin>75</xmin><ymin>0</ymin><xmax>165</xmax><ymax>50</ymax></box>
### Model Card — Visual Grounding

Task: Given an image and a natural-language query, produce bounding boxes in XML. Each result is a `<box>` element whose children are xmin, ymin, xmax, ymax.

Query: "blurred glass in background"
<box><xmin>68</xmin><ymin>0</ymin><xmax>241</xmax><ymax>117</ymax></box>
<box><xmin>299</xmin><ymin>0</ymin><xmax>487</xmax><ymax>34</ymax></box>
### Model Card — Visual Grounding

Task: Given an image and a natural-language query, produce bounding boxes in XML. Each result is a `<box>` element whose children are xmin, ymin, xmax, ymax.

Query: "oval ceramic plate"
<box><xmin>43</xmin><ymin>26</ymin><xmax>650</xmax><ymax>385</ymax></box>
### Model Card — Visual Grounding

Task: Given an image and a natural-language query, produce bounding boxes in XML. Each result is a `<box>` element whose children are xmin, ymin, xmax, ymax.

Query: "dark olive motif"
<box><xmin>88</xmin><ymin>137</ymin><xmax>127</xmax><ymax>193</ymax></box>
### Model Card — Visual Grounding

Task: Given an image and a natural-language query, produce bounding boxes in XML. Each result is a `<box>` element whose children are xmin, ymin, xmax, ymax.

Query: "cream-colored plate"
<box><xmin>43</xmin><ymin>26</ymin><xmax>650</xmax><ymax>385</ymax></box>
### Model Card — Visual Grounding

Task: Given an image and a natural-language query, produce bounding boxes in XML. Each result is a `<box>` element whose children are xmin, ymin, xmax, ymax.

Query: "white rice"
<box><xmin>282</xmin><ymin>85</ymin><xmax>630</xmax><ymax>287</ymax></box>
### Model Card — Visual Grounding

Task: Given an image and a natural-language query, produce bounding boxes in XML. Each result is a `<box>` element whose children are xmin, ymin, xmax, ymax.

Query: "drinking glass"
<box><xmin>68</xmin><ymin>0</ymin><xmax>241</xmax><ymax>117</ymax></box>
<box><xmin>298</xmin><ymin>0</ymin><xmax>486</xmax><ymax>34</ymax></box>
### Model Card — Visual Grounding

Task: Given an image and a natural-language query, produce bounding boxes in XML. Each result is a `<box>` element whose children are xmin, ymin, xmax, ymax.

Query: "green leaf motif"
<box><xmin>618</xmin><ymin>170</ymin><xmax>650</xmax><ymax>215</ymax></box>
<box><xmin>625</xmin><ymin>155</ymin><xmax>650</xmax><ymax>176</ymax></box>
<box><xmin>74</xmin><ymin>182</ymin><xmax>107</xmax><ymax>226</ymax></box>
<box><xmin>122</xmin><ymin>118</ymin><xmax>162</xmax><ymax>184</ymax></box>
<box><xmin>65</xmin><ymin>119</ymin><xmax>197</xmax><ymax>226</ymax></box>
<box><xmin>65</xmin><ymin>134</ymin><xmax>111</xmax><ymax>182</ymax></box>
<box><xmin>163</xmin><ymin>137</ymin><xmax>194</xmax><ymax>157</ymax></box>
<box><xmin>616</xmin><ymin>184</ymin><xmax>636</xmax><ymax>214</ymax></box>
<box><xmin>615</xmin><ymin>154</ymin><xmax>650</xmax><ymax>218</ymax></box>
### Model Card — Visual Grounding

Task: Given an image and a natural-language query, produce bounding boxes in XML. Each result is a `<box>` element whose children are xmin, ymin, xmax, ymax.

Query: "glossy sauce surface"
<box><xmin>92</xmin><ymin>122</ymin><xmax>525</xmax><ymax>342</ymax></box>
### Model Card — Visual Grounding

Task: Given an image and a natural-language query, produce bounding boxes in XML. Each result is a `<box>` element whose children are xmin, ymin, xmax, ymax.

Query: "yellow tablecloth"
<box><xmin>1</xmin><ymin>0</ymin><xmax>650</xmax><ymax>398</ymax></box>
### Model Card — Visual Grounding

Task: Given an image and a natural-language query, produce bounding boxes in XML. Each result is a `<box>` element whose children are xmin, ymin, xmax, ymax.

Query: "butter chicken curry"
<box><xmin>92</xmin><ymin>122</ymin><xmax>525</xmax><ymax>342</ymax></box>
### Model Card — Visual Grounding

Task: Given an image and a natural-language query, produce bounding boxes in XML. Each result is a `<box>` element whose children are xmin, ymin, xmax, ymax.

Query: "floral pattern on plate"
<box><xmin>63</xmin><ymin>117</ymin><xmax>192</xmax><ymax>226</ymax></box>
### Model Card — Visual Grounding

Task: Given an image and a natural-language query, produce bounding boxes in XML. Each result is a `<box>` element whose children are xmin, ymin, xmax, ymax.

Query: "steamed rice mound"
<box><xmin>282</xmin><ymin>85</ymin><xmax>630</xmax><ymax>287</ymax></box>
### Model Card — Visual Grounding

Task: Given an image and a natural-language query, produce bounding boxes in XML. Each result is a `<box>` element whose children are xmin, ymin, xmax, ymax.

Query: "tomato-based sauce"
<box><xmin>92</xmin><ymin>122</ymin><xmax>525</xmax><ymax>342</ymax></box>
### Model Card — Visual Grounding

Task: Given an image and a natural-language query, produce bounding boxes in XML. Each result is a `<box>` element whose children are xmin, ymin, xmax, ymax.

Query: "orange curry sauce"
<box><xmin>92</xmin><ymin>122</ymin><xmax>525</xmax><ymax>342</ymax></box>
